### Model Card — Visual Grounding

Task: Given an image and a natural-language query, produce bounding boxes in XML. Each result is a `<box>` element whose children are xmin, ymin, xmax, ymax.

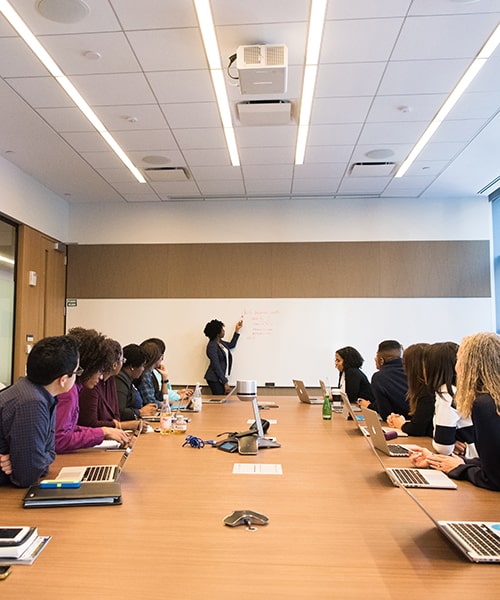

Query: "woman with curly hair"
<box><xmin>55</xmin><ymin>327</ymin><xmax>129</xmax><ymax>453</ymax></box>
<box><xmin>335</xmin><ymin>345</ymin><xmax>374</xmax><ymax>407</ymax></box>
<box><xmin>419</xmin><ymin>333</ymin><xmax>500</xmax><ymax>491</ymax></box>
<box><xmin>203</xmin><ymin>318</ymin><xmax>243</xmax><ymax>395</ymax></box>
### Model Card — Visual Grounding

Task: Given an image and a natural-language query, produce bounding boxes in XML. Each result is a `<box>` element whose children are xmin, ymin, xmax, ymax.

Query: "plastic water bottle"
<box><xmin>192</xmin><ymin>383</ymin><xmax>202</xmax><ymax>412</ymax></box>
<box><xmin>159</xmin><ymin>394</ymin><xmax>172</xmax><ymax>435</ymax></box>
<box><xmin>322</xmin><ymin>393</ymin><xmax>332</xmax><ymax>421</ymax></box>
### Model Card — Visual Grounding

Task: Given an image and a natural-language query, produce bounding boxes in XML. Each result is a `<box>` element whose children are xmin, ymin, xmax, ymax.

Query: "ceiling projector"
<box><xmin>236</xmin><ymin>44</ymin><xmax>288</xmax><ymax>95</ymax></box>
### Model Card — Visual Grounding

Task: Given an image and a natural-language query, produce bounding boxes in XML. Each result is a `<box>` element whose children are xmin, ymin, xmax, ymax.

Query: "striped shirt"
<box><xmin>433</xmin><ymin>384</ymin><xmax>477</xmax><ymax>458</ymax></box>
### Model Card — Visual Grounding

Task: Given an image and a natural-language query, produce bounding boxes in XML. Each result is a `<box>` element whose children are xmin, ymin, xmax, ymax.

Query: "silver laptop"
<box><xmin>363</xmin><ymin>425</ymin><xmax>457</xmax><ymax>489</ymax></box>
<box><xmin>340</xmin><ymin>390</ymin><xmax>363</xmax><ymax>421</ymax></box>
<box><xmin>55</xmin><ymin>425</ymin><xmax>140</xmax><ymax>483</ymax></box>
<box><xmin>401</xmin><ymin>484</ymin><xmax>500</xmax><ymax>562</ymax></box>
<box><xmin>360</xmin><ymin>406</ymin><xmax>411</xmax><ymax>457</ymax></box>
<box><xmin>203</xmin><ymin>385</ymin><xmax>236</xmax><ymax>404</ymax></box>
<box><xmin>319</xmin><ymin>380</ymin><xmax>343</xmax><ymax>412</ymax></box>
<box><xmin>292</xmin><ymin>379</ymin><xmax>322</xmax><ymax>404</ymax></box>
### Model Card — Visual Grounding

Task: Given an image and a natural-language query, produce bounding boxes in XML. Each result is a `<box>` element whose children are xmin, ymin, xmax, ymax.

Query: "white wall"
<box><xmin>68</xmin><ymin>195</ymin><xmax>491</xmax><ymax>244</ymax></box>
<box><xmin>0</xmin><ymin>156</ymin><xmax>69</xmax><ymax>242</ymax></box>
<box><xmin>65</xmin><ymin>193</ymin><xmax>495</xmax><ymax>387</ymax></box>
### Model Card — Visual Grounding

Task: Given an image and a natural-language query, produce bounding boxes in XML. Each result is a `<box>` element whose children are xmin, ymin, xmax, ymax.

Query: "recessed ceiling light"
<box><xmin>142</xmin><ymin>155</ymin><xmax>171</xmax><ymax>165</ymax></box>
<box><xmin>365</xmin><ymin>149</ymin><xmax>394</xmax><ymax>159</ymax></box>
<box><xmin>37</xmin><ymin>0</ymin><xmax>90</xmax><ymax>24</ymax></box>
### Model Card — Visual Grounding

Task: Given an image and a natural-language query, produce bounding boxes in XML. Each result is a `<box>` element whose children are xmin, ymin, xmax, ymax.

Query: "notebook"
<box><xmin>23</xmin><ymin>482</ymin><xmax>122</xmax><ymax>508</ymax></box>
<box><xmin>202</xmin><ymin>386</ymin><xmax>236</xmax><ymax>404</ymax></box>
<box><xmin>360</xmin><ymin>406</ymin><xmax>411</xmax><ymax>456</ymax></box>
<box><xmin>363</xmin><ymin>426</ymin><xmax>457</xmax><ymax>489</ymax></box>
<box><xmin>292</xmin><ymin>379</ymin><xmax>322</xmax><ymax>404</ymax></box>
<box><xmin>399</xmin><ymin>484</ymin><xmax>500</xmax><ymax>563</ymax></box>
<box><xmin>55</xmin><ymin>425</ymin><xmax>140</xmax><ymax>483</ymax></box>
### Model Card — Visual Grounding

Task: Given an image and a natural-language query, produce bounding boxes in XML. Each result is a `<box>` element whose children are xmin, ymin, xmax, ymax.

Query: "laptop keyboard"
<box><xmin>391</xmin><ymin>468</ymin><xmax>428</xmax><ymax>486</ymax></box>
<box><xmin>82</xmin><ymin>465</ymin><xmax>115</xmax><ymax>482</ymax></box>
<box><xmin>448</xmin><ymin>523</ymin><xmax>500</xmax><ymax>557</ymax></box>
<box><xmin>388</xmin><ymin>444</ymin><xmax>410</xmax><ymax>456</ymax></box>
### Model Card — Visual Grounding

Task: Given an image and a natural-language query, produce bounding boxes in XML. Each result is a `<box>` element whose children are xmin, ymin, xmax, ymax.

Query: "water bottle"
<box><xmin>322</xmin><ymin>393</ymin><xmax>332</xmax><ymax>421</ymax></box>
<box><xmin>159</xmin><ymin>394</ymin><xmax>172</xmax><ymax>435</ymax></box>
<box><xmin>173</xmin><ymin>411</ymin><xmax>187</xmax><ymax>434</ymax></box>
<box><xmin>192</xmin><ymin>383</ymin><xmax>202</xmax><ymax>412</ymax></box>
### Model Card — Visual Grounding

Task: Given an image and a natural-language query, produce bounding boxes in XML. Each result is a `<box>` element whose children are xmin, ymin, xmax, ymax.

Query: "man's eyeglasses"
<box><xmin>69</xmin><ymin>366</ymin><xmax>84</xmax><ymax>377</ymax></box>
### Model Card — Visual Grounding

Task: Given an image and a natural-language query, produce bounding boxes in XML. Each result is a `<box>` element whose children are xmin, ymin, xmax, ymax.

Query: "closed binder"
<box><xmin>23</xmin><ymin>482</ymin><xmax>122</xmax><ymax>508</ymax></box>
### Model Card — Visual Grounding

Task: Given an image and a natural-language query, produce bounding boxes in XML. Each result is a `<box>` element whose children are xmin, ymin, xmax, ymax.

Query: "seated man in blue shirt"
<box><xmin>0</xmin><ymin>335</ymin><xmax>79</xmax><ymax>488</ymax></box>
<box><xmin>361</xmin><ymin>340</ymin><xmax>409</xmax><ymax>421</ymax></box>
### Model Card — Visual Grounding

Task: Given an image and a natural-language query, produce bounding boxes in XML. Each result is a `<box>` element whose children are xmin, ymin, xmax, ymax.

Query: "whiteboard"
<box><xmin>66</xmin><ymin>297</ymin><xmax>493</xmax><ymax>387</ymax></box>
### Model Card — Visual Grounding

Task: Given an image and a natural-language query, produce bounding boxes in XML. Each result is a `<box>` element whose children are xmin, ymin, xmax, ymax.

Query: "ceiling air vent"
<box><xmin>143</xmin><ymin>167</ymin><xmax>190</xmax><ymax>182</ymax></box>
<box><xmin>236</xmin><ymin>100</ymin><xmax>292</xmax><ymax>126</ymax></box>
<box><xmin>349</xmin><ymin>162</ymin><xmax>397</xmax><ymax>177</ymax></box>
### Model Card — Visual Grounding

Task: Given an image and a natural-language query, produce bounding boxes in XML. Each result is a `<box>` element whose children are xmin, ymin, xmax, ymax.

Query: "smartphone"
<box><xmin>0</xmin><ymin>527</ymin><xmax>30</xmax><ymax>545</ymax></box>
<box><xmin>0</xmin><ymin>566</ymin><xmax>12</xmax><ymax>580</ymax></box>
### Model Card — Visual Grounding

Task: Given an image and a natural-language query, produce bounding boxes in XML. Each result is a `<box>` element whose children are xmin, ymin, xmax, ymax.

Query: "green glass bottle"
<box><xmin>322</xmin><ymin>393</ymin><xmax>332</xmax><ymax>420</ymax></box>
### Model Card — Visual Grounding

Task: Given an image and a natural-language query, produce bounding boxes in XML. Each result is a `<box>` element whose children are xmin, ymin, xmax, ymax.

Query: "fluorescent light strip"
<box><xmin>395</xmin><ymin>22</ymin><xmax>500</xmax><ymax>178</ymax></box>
<box><xmin>0</xmin><ymin>0</ymin><xmax>146</xmax><ymax>184</ymax></box>
<box><xmin>295</xmin><ymin>0</ymin><xmax>328</xmax><ymax>165</ymax></box>
<box><xmin>194</xmin><ymin>0</ymin><xmax>240</xmax><ymax>166</ymax></box>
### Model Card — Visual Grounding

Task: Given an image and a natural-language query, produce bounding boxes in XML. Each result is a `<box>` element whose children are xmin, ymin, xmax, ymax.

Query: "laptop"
<box><xmin>340</xmin><ymin>390</ymin><xmax>363</xmax><ymax>421</ymax></box>
<box><xmin>360</xmin><ymin>407</ymin><xmax>411</xmax><ymax>456</ymax></box>
<box><xmin>55</xmin><ymin>425</ymin><xmax>140</xmax><ymax>483</ymax></box>
<box><xmin>202</xmin><ymin>385</ymin><xmax>237</xmax><ymax>404</ymax></box>
<box><xmin>319</xmin><ymin>380</ymin><xmax>343</xmax><ymax>412</ymax></box>
<box><xmin>292</xmin><ymin>379</ymin><xmax>322</xmax><ymax>404</ymax></box>
<box><xmin>363</xmin><ymin>430</ymin><xmax>457</xmax><ymax>489</ymax></box>
<box><xmin>399</xmin><ymin>483</ymin><xmax>500</xmax><ymax>563</ymax></box>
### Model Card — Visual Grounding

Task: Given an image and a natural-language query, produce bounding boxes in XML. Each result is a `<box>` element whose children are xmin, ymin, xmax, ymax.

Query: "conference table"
<box><xmin>1</xmin><ymin>397</ymin><xmax>499</xmax><ymax>599</ymax></box>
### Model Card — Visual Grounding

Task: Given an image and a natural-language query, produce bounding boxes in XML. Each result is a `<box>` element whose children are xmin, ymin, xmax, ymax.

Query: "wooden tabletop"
<box><xmin>1</xmin><ymin>397</ymin><xmax>499</xmax><ymax>599</ymax></box>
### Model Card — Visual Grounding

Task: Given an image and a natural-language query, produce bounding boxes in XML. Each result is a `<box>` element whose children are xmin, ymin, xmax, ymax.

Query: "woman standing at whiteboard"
<box><xmin>203</xmin><ymin>319</ymin><xmax>243</xmax><ymax>395</ymax></box>
<box><xmin>335</xmin><ymin>346</ymin><xmax>374</xmax><ymax>407</ymax></box>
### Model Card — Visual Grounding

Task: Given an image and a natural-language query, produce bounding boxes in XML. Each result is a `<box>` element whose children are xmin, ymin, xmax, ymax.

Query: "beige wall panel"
<box><xmin>68</xmin><ymin>244</ymin><xmax>170</xmax><ymax>298</ymax></box>
<box><xmin>67</xmin><ymin>241</ymin><xmax>491</xmax><ymax>300</ymax></box>
<box><xmin>167</xmin><ymin>243</ymin><xmax>273</xmax><ymax>298</ymax></box>
<box><xmin>270</xmin><ymin>242</ymin><xmax>382</xmax><ymax>297</ymax></box>
<box><xmin>379</xmin><ymin>241</ymin><xmax>490</xmax><ymax>297</ymax></box>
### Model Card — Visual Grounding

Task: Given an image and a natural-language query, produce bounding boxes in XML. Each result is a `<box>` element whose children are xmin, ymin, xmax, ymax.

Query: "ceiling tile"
<box><xmin>0</xmin><ymin>0</ymin><xmax>498</xmax><ymax>204</ymax></box>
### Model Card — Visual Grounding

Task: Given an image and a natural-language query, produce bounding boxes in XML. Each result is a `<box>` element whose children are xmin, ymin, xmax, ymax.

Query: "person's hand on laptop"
<box><xmin>102</xmin><ymin>427</ymin><xmax>130</xmax><ymax>446</ymax></box>
<box><xmin>140</xmin><ymin>403</ymin><xmax>158</xmax><ymax>417</ymax></box>
<box><xmin>408</xmin><ymin>446</ymin><xmax>433</xmax><ymax>468</ymax></box>
<box><xmin>427</xmin><ymin>453</ymin><xmax>464</xmax><ymax>474</ymax></box>
<box><xmin>180</xmin><ymin>387</ymin><xmax>193</xmax><ymax>401</ymax></box>
<box><xmin>357</xmin><ymin>398</ymin><xmax>371</xmax><ymax>408</ymax></box>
